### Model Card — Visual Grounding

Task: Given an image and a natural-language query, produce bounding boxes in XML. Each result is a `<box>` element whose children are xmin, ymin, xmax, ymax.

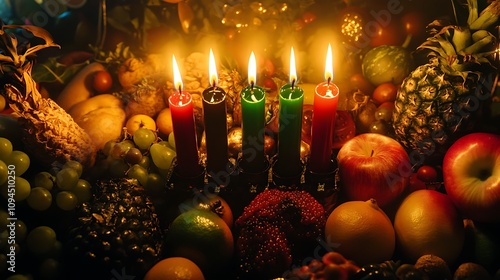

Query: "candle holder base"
<box><xmin>237</xmin><ymin>158</ymin><xmax>270</xmax><ymax>193</ymax></box>
<box><xmin>271</xmin><ymin>160</ymin><xmax>304</xmax><ymax>191</ymax></box>
<box><xmin>205</xmin><ymin>160</ymin><xmax>238</xmax><ymax>193</ymax></box>
<box><xmin>304</xmin><ymin>168</ymin><xmax>339</xmax><ymax>214</ymax></box>
<box><xmin>171</xmin><ymin>164</ymin><xmax>205</xmax><ymax>191</ymax></box>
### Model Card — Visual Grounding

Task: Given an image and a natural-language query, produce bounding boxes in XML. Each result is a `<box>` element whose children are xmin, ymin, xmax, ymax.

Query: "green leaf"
<box><xmin>31</xmin><ymin>57</ymin><xmax>87</xmax><ymax>84</ymax></box>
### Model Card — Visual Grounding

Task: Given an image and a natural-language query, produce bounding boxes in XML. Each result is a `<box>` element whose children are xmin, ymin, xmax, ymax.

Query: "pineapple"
<box><xmin>0</xmin><ymin>23</ymin><xmax>96</xmax><ymax>168</ymax></box>
<box><xmin>392</xmin><ymin>0</ymin><xmax>499</xmax><ymax>166</ymax></box>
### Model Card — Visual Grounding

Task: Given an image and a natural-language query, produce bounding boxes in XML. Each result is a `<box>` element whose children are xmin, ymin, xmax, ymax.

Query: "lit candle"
<box><xmin>240</xmin><ymin>52</ymin><xmax>267</xmax><ymax>173</ymax></box>
<box><xmin>202</xmin><ymin>49</ymin><xmax>229</xmax><ymax>174</ymax></box>
<box><xmin>274</xmin><ymin>47</ymin><xmax>304</xmax><ymax>176</ymax></box>
<box><xmin>309</xmin><ymin>43</ymin><xmax>339</xmax><ymax>174</ymax></box>
<box><xmin>169</xmin><ymin>54</ymin><xmax>200</xmax><ymax>177</ymax></box>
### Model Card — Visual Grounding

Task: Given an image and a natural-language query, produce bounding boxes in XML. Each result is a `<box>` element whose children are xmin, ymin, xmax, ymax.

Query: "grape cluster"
<box><xmin>0</xmin><ymin>137</ymin><xmax>32</xmax><ymax>203</ymax></box>
<box><xmin>0</xmin><ymin>218</ymin><xmax>64</xmax><ymax>279</ymax></box>
<box><xmin>95</xmin><ymin>128</ymin><xmax>176</xmax><ymax>194</ymax></box>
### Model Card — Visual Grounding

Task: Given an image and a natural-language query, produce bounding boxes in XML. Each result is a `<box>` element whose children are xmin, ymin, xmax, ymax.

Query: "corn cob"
<box><xmin>1</xmin><ymin>23</ymin><xmax>96</xmax><ymax>168</ymax></box>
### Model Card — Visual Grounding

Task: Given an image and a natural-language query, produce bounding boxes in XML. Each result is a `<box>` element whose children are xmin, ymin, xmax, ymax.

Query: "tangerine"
<box><xmin>324</xmin><ymin>199</ymin><xmax>395</xmax><ymax>266</ymax></box>
<box><xmin>394</xmin><ymin>190</ymin><xmax>465</xmax><ymax>264</ymax></box>
<box><xmin>156</xmin><ymin>108</ymin><xmax>174</xmax><ymax>138</ymax></box>
<box><xmin>144</xmin><ymin>257</ymin><xmax>205</xmax><ymax>280</ymax></box>
<box><xmin>165</xmin><ymin>209</ymin><xmax>234</xmax><ymax>273</ymax></box>
<box><xmin>126</xmin><ymin>114</ymin><xmax>157</xmax><ymax>135</ymax></box>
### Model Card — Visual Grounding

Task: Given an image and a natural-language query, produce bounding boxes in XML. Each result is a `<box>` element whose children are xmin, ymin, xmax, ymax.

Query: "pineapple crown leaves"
<box><xmin>418</xmin><ymin>0</ymin><xmax>499</xmax><ymax>79</ymax></box>
<box><xmin>0</xmin><ymin>21</ymin><xmax>60</xmax><ymax>74</ymax></box>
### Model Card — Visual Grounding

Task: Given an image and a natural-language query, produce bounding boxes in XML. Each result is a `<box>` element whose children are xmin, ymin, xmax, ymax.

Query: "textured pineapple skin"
<box><xmin>5</xmin><ymin>85</ymin><xmax>96</xmax><ymax>168</ymax></box>
<box><xmin>392</xmin><ymin>59</ymin><xmax>480</xmax><ymax>166</ymax></box>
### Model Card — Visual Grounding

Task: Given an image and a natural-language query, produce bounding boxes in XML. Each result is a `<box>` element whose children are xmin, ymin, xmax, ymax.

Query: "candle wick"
<box><xmin>250</xmin><ymin>80</ymin><xmax>254</xmax><ymax>91</ymax></box>
<box><xmin>370</xmin><ymin>150</ymin><xmax>374</xmax><ymax>157</ymax></box>
<box><xmin>178</xmin><ymin>85</ymin><xmax>182</xmax><ymax>93</ymax></box>
<box><xmin>291</xmin><ymin>78</ymin><xmax>295</xmax><ymax>90</ymax></box>
<box><xmin>212</xmin><ymin>80</ymin><xmax>216</xmax><ymax>88</ymax></box>
<box><xmin>327</xmin><ymin>77</ymin><xmax>331</xmax><ymax>85</ymax></box>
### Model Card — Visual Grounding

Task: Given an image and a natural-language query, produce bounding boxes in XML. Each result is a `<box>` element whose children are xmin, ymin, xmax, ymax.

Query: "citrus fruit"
<box><xmin>126</xmin><ymin>114</ymin><xmax>157</xmax><ymax>135</ymax></box>
<box><xmin>156</xmin><ymin>108</ymin><xmax>173</xmax><ymax>138</ymax></box>
<box><xmin>165</xmin><ymin>209</ymin><xmax>234</xmax><ymax>272</ymax></box>
<box><xmin>394</xmin><ymin>189</ymin><xmax>465</xmax><ymax>264</ymax></box>
<box><xmin>183</xmin><ymin>194</ymin><xmax>234</xmax><ymax>229</ymax></box>
<box><xmin>324</xmin><ymin>199</ymin><xmax>395</xmax><ymax>266</ymax></box>
<box><xmin>144</xmin><ymin>257</ymin><xmax>205</xmax><ymax>280</ymax></box>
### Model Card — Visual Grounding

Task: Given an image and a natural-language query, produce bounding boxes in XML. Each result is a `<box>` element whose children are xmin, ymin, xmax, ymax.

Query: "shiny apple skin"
<box><xmin>443</xmin><ymin>132</ymin><xmax>500</xmax><ymax>223</ymax></box>
<box><xmin>337</xmin><ymin>133</ymin><xmax>411</xmax><ymax>207</ymax></box>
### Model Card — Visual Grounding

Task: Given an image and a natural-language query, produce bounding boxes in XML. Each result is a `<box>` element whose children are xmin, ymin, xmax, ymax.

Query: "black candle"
<box><xmin>202</xmin><ymin>49</ymin><xmax>229</xmax><ymax>174</ymax></box>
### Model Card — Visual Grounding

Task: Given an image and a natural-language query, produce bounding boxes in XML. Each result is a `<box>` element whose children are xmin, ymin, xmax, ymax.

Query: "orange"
<box><xmin>0</xmin><ymin>95</ymin><xmax>6</xmax><ymax>111</ymax></box>
<box><xmin>156</xmin><ymin>108</ymin><xmax>173</xmax><ymax>138</ymax></box>
<box><xmin>394</xmin><ymin>189</ymin><xmax>464</xmax><ymax>264</ymax></box>
<box><xmin>324</xmin><ymin>199</ymin><xmax>395</xmax><ymax>266</ymax></box>
<box><xmin>165</xmin><ymin>209</ymin><xmax>234</xmax><ymax>273</ymax></box>
<box><xmin>126</xmin><ymin>114</ymin><xmax>156</xmax><ymax>135</ymax></box>
<box><xmin>144</xmin><ymin>257</ymin><xmax>205</xmax><ymax>280</ymax></box>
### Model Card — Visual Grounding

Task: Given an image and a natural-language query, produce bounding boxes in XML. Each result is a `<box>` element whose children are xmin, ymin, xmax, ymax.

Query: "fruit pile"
<box><xmin>1</xmin><ymin>1</ymin><xmax>500</xmax><ymax>280</ymax></box>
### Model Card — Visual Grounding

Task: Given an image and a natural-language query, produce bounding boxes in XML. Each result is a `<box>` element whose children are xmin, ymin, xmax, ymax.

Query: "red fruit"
<box><xmin>263</xmin><ymin>77</ymin><xmax>277</xmax><ymax>91</ymax></box>
<box><xmin>350</xmin><ymin>73</ymin><xmax>375</xmax><ymax>95</ymax></box>
<box><xmin>93</xmin><ymin>70</ymin><xmax>113</xmax><ymax>93</ymax></box>
<box><xmin>322</xmin><ymin>251</ymin><xmax>347</xmax><ymax>265</ymax></box>
<box><xmin>417</xmin><ymin>165</ymin><xmax>438</xmax><ymax>182</ymax></box>
<box><xmin>323</xmin><ymin>263</ymin><xmax>349</xmax><ymax>280</ymax></box>
<box><xmin>369</xmin><ymin>20</ymin><xmax>405</xmax><ymax>47</ymax></box>
<box><xmin>372</xmin><ymin>82</ymin><xmax>398</xmax><ymax>105</ymax></box>
<box><xmin>408</xmin><ymin>173</ymin><xmax>427</xmax><ymax>193</ymax></box>
<box><xmin>302</xmin><ymin>11</ymin><xmax>317</xmax><ymax>24</ymax></box>
<box><xmin>262</xmin><ymin>58</ymin><xmax>275</xmax><ymax>77</ymax></box>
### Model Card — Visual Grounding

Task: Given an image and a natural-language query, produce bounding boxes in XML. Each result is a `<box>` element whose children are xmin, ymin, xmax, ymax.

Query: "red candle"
<box><xmin>169</xmin><ymin>55</ymin><xmax>200</xmax><ymax>177</ymax></box>
<box><xmin>309</xmin><ymin>44</ymin><xmax>339</xmax><ymax>174</ymax></box>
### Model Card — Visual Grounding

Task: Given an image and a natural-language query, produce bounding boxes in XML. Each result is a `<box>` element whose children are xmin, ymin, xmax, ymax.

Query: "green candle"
<box><xmin>240</xmin><ymin>52</ymin><xmax>267</xmax><ymax>173</ymax></box>
<box><xmin>275</xmin><ymin>47</ymin><xmax>304</xmax><ymax>175</ymax></box>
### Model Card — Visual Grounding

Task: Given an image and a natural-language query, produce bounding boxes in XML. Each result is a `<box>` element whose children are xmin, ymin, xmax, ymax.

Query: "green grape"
<box><xmin>27</xmin><ymin>187</ymin><xmax>53</xmax><ymax>211</ymax></box>
<box><xmin>26</xmin><ymin>226</ymin><xmax>57</xmax><ymax>255</ymax></box>
<box><xmin>1</xmin><ymin>176</ymin><xmax>31</xmax><ymax>201</ymax></box>
<box><xmin>102</xmin><ymin>139</ymin><xmax>117</xmax><ymax>156</ymax></box>
<box><xmin>63</xmin><ymin>160</ymin><xmax>83</xmax><ymax>177</ymax></box>
<box><xmin>5</xmin><ymin>150</ymin><xmax>30</xmax><ymax>176</ymax></box>
<box><xmin>38</xmin><ymin>258</ymin><xmax>61</xmax><ymax>280</ymax></box>
<box><xmin>34</xmin><ymin>171</ymin><xmax>55</xmax><ymax>190</ymax></box>
<box><xmin>73</xmin><ymin>179</ymin><xmax>91</xmax><ymax>203</ymax></box>
<box><xmin>138</xmin><ymin>155</ymin><xmax>151</xmax><ymax>170</ymax></box>
<box><xmin>110</xmin><ymin>140</ymin><xmax>134</xmax><ymax>159</ymax></box>
<box><xmin>0</xmin><ymin>137</ymin><xmax>13</xmax><ymax>161</ymax></box>
<box><xmin>56</xmin><ymin>191</ymin><xmax>78</xmax><ymax>211</ymax></box>
<box><xmin>55</xmin><ymin>167</ymin><xmax>79</xmax><ymax>190</ymax></box>
<box><xmin>168</xmin><ymin>132</ymin><xmax>176</xmax><ymax>150</ymax></box>
<box><xmin>150</xmin><ymin>143</ymin><xmax>176</xmax><ymax>170</ymax></box>
<box><xmin>127</xmin><ymin>164</ymin><xmax>148</xmax><ymax>186</ymax></box>
<box><xmin>145</xmin><ymin>172</ymin><xmax>166</xmax><ymax>194</ymax></box>
<box><xmin>133</xmin><ymin>128</ymin><xmax>156</xmax><ymax>150</ymax></box>
<box><xmin>157</xmin><ymin>140</ymin><xmax>172</xmax><ymax>148</ymax></box>
<box><xmin>15</xmin><ymin>220</ymin><xmax>27</xmax><ymax>242</ymax></box>
<box><xmin>125</xmin><ymin>147</ymin><xmax>143</xmax><ymax>165</ymax></box>
<box><xmin>109</xmin><ymin>159</ymin><xmax>129</xmax><ymax>178</ymax></box>
<box><xmin>0</xmin><ymin>160</ymin><xmax>7</xmax><ymax>185</ymax></box>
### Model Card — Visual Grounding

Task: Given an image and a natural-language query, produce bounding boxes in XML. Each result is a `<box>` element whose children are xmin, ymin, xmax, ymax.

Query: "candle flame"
<box><xmin>325</xmin><ymin>43</ymin><xmax>333</xmax><ymax>82</ymax></box>
<box><xmin>209</xmin><ymin>48</ymin><xmax>218</xmax><ymax>87</ymax></box>
<box><xmin>290</xmin><ymin>47</ymin><xmax>297</xmax><ymax>86</ymax></box>
<box><xmin>172</xmin><ymin>54</ymin><xmax>183</xmax><ymax>92</ymax></box>
<box><xmin>248</xmin><ymin>51</ymin><xmax>256</xmax><ymax>86</ymax></box>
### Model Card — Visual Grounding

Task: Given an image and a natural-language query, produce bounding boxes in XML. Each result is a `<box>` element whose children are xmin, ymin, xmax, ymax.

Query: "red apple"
<box><xmin>337</xmin><ymin>133</ymin><xmax>411</xmax><ymax>207</ymax></box>
<box><xmin>443</xmin><ymin>132</ymin><xmax>500</xmax><ymax>223</ymax></box>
